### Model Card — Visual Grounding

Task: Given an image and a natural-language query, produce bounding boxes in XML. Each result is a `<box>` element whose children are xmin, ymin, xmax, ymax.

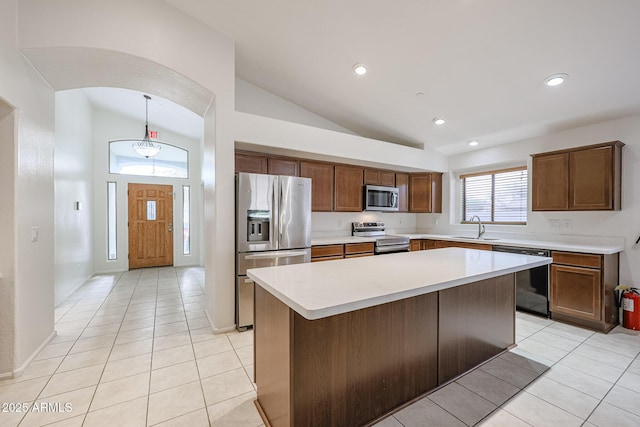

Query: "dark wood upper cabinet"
<box><xmin>395</xmin><ymin>173</ymin><xmax>409</xmax><ymax>212</ymax></box>
<box><xmin>300</xmin><ymin>161</ymin><xmax>334</xmax><ymax>212</ymax></box>
<box><xmin>235</xmin><ymin>151</ymin><xmax>267</xmax><ymax>174</ymax></box>
<box><xmin>569</xmin><ymin>145</ymin><xmax>616</xmax><ymax>210</ymax></box>
<box><xmin>380</xmin><ymin>171</ymin><xmax>396</xmax><ymax>186</ymax></box>
<box><xmin>235</xmin><ymin>149</ymin><xmax>443</xmax><ymax>214</ymax></box>
<box><xmin>335</xmin><ymin>165</ymin><xmax>363</xmax><ymax>212</ymax></box>
<box><xmin>531</xmin><ymin>153</ymin><xmax>569</xmax><ymax>210</ymax></box>
<box><xmin>532</xmin><ymin>141</ymin><xmax>623</xmax><ymax>211</ymax></box>
<box><xmin>364</xmin><ymin>169</ymin><xmax>395</xmax><ymax>186</ymax></box>
<box><xmin>409</xmin><ymin>172</ymin><xmax>442</xmax><ymax>213</ymax></box>
<box><xmin>268</xmin><ymin>157</ymin><xmax>299</xmax><ymax>176</ymax></box>
<box><xmin>431</xmin><ymin>173</ymin><xmax>443</xmax><ymax>213</ymax></box>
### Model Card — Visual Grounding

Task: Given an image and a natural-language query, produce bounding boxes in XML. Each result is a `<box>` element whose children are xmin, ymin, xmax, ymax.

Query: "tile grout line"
<box><xmin>175</xmin><ymin>266</ymin><xmax>217</xmax><ymax>426</ymax></box>
<box><xmin>582</xmin><ymin>352</ymin><xmax>640</xmax><ymax>425</ymax></box>
<box><xmin>494</xmin><ymin>319</ymin><xmax>640</xmax><ymax>426</ymax></box>
<box><xmin>143</xmin><ymin>267</ymin><xmax>160</xmax><ymax>427</ymax></box>
<box><xmin>17</xmin><ymin>272</ymin><xmax>129</xmax><ymax>426</ymax></box>
<box><xmin>463</xmin><ymin>319</ymin><xmax>597</xmax><ymax>426</ymax></box>
<box><xmin>81</xmin><ymin>269</ymin><xmax>146</xmax><ymax>425</ymax></box>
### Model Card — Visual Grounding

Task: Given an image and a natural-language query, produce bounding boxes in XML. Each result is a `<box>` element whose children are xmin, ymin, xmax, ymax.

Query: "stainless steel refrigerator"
<box><xmin>235</xmin><ymin>172</ymin><xmax>312</xmax><ymax>330</ymax></box>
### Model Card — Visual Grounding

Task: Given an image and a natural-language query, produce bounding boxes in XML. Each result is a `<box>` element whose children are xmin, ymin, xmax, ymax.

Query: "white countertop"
<box><xmin>248</xmin><ymin>247</ymin><xmax>551</xmax><ymax>320</ymax></box>
<box><xmin>311</xmin><ymin>233</ymin><xmax>623</xmax><ymax>254</ymax></box>
<box><xmin>397</xmin><ymin>234</ymin><xmax>623</xmax><ymax>254</ymax></box>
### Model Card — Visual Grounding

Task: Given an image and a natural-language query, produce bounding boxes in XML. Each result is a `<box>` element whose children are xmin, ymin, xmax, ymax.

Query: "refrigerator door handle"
<box><xmin>244</xmin><ymin>250</ymin><xmax>310</xmax><ymax>259</ymax></box>
<box><xmin>279</xmin><ymin>179</ymin><xmax>284</xmax><ymax>242</ymax></box>
<box><xmin>271</xmin><ymin>177</ymin><xmax>278</xmax><ymax>249</ymax></box>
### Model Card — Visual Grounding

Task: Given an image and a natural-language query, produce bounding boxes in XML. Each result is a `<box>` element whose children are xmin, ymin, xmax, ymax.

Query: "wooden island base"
<box><xmin>254</xmin><ymin>273</ymin><xmax>515</xmax><ymax>427</ymax></box>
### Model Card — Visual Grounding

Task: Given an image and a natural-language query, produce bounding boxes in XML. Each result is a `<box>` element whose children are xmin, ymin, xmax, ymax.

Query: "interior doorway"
<box><xmin>128</xmin><ymin>183</ymin><xmax>174</xmax><ymax>269</ymax></box>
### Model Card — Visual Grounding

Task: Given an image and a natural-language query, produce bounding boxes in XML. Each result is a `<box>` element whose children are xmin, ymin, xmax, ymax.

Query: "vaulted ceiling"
<box><xmin>167</xmin><ymin>0</ymin><xmax>640</xmax><ymax>155</ymax></box>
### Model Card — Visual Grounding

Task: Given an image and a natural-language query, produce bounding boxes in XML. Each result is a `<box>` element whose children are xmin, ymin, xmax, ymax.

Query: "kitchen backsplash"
<box><xmin>312</xmin><ymin>212</ymin><xmax>625</xmax><ymax>249</ymax></box>
<box><xmin>311</xmin><ymin>212</ymin><xmax>425</xmax><ymax>237</ymax></box>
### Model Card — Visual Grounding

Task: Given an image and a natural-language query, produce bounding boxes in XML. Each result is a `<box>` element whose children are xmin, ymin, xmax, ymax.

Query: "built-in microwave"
<box><xmin>364</xmin><ymin>185</ymin><xmax>399</xmax><ymax>211</ymax></box>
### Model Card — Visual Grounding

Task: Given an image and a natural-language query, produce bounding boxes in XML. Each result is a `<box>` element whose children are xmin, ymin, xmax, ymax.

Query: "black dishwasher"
<box><xmin>493</xmin><ymin>245</ymin><xmax>551</xmax><ymax>318</ymax></box>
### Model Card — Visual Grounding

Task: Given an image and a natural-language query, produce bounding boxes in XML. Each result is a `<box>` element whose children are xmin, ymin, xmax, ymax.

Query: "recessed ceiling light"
<box><xmin>433</xmin><ymin>117</ymin><xmax>446</xmax><ymax>125</ymax></box>
<box><xmin>545</xmin><ymin>73</ymin><xmax>568</xmax><ymax>87</ymax></box>
<box><xmin>468</xmin><ymin>140</ymin><xmax>479</xmax><ymax>147</ymax></box>
<box><xmin>353</xmin><ymin>64</ymin><xmax>367</xmax><ymax>76</ymax></box>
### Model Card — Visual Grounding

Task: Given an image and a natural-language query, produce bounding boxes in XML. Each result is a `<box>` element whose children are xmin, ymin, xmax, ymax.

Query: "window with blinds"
<box><xmin>461</xmin><ymin>166</ymin><xmax>527</xmax><ymax>224</ymax></box>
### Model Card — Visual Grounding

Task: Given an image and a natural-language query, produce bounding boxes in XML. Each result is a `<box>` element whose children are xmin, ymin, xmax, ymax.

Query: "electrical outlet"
<box><xmin>562</xmin><ymin>219</ymin><xmax>573</xmax><ymax>229</ymax></box>
<box><xmin>434</xmin><ymin>218</ymin><xmax>439</xmax><ymax>226</ymax></box>
<box><xmin>31</xmin><ymin>226</ymin><xmax>39</xmax><ymax>242</ymax></box>
<box><xmin>549</xmin><ymin>219</ymin><xmax>560</xmax><ymax>229</ymax></box>
<box><xmin>338</xmin><ymin>220</ymin><xmax>342</xmax><ymax>228</ymax></box>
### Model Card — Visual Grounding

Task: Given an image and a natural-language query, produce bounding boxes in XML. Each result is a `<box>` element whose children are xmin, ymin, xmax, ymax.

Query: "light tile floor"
<box><xmin>0</xmin><ymin>267</ymin><xmax>639</xmax><ymax>426</ymax></box>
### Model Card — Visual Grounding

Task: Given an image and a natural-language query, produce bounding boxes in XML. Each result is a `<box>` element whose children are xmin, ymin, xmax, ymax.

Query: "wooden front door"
<box><xmin>128</xmin><ymin>183</ymin><xmax>173</xmax><ymax>269</ymax></box>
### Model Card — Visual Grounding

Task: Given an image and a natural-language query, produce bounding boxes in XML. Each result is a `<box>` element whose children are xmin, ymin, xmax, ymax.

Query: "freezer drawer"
<box><xmin>237</xmin><ymin>248</ymin><xmax>311</xmax><ymax>275</ymax></box>
<box><xmin>236</xmin><ymin>276</ymin><xmax>254</xmax><ymax>331</ymax></box>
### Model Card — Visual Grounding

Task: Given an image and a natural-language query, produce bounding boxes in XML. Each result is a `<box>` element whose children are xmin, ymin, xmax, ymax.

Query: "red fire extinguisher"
<box><xmin>622</xmin><ymin>288</ymin><xmax>640</xmax><ymax>330</ymax></box>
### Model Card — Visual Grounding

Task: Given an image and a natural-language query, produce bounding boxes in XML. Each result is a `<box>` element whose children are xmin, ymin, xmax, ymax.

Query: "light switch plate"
<box><xmin>31</xmin><ymin>226</ymin><xmax>39</xmax><ymax>242</ymax></box>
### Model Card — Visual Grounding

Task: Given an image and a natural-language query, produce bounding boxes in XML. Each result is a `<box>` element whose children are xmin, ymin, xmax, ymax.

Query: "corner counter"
<box><xmin>249</xmin><ymin>248</ymin><xmax>551</xmax><ymax>426</ymax></box>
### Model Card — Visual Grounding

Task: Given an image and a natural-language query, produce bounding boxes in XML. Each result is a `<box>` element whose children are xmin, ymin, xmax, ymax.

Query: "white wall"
<box><xmin>92</xmin><ymin>107</ymin><xmax>202</xmax><ymax>273</ymax></box>
<box><xmin>0</xmin><ymin>107</ymin><xmax>16</xmax><ymax>377</ymax></box>
<box><xmin>440</xmin><ymin>114</ymin><xmax>640</xmax><ymax>285</ymax></box>
<box><xmin>54</xmin><ymin>90</ymin><xmax>94</xmax><ymax>306</ymax></box>
<box><xmin>0</xmin><ymin>0</ymin><xmax>56</xmax><ymax>377</ymax></box>
<box><xmin>312</xmin><ymin>212</ymin><xmax>418</xmax><ymax>238</ymax></box>
<box><xmin>236</xmin><ymin>78</ymin><xmax>358</xmax><ymax>135</ymax></box>
<box><xmin>18</xmin><ymin>0</ymin><xmax>236</xmax><ymax>333</ymax></box>
<box><xmin>235</xmin><ymin>111</ymin><xmax>448</xmax><ymax>172</ymax></box>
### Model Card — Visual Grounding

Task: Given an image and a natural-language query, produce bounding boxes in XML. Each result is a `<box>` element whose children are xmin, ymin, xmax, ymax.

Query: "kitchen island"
<box><xmin>248</xmin><ymin>248</ymin><xmax>551</xmax><ymax>427</ymax></box>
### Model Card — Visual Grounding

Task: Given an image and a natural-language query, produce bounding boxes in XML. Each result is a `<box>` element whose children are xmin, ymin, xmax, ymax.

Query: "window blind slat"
<box><xmin>461</xmin><ymin>167</ymin><xmax>527</xmax><ymax>224</ymax></box>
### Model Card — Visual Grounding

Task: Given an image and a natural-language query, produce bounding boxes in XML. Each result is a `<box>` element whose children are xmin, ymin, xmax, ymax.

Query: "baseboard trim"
<box><xmin>205</xmin><ymin>309</ymin><xmax>236</xmax><ymax>334</ymax></box>
<box><xmin>12</xmin><ymin>330</ymin><xmax>57</xmax><ymax>378</ymax></box>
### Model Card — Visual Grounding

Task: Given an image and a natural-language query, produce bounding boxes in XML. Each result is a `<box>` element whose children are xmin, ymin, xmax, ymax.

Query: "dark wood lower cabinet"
<box><xmin>438</xmin><ymin>274</ymin><xmax>515</xmax><ymax>384</ymax></box>
<box><xmin>551</xmin><ymin>264</ymin><xmax>601</xmax><ymax>321</ymax></box>
<box><xmin>549</xmin><ymin>251</ymin><xmax>619</xmax><ymax>332</ymax></box>
<box><xmin>255</xmin><ymin>273</ymin><xmax>516</xmax><ymax>426</ymax></box>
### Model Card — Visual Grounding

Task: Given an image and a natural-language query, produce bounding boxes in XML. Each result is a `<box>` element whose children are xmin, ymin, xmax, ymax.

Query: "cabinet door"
<box><xmin>395</xmin><ymin>173</ymin><xmax>409</xmax><ymax>212</ymax></box>
<box><xmin>420</xmin><ymin>240</ymin><xmax>436</xmax><ymax>250</ymax></box>
<box><xmin>335</xmin><ymin>165</ymin><xmax>363</xmax><ymax>212</ymax></box>
<box><xmin>410</xmin><ymin>240</ymin><xmax>421</xmax><ymax>251</ymax></box>
<box><xmin>300</xmin><ymin>161</ymin><xmax>334</xmax><ymax>212</ymax></box>
<box><xmin>431</xmin><ymin>173</ymin><xmax>443</xmax><ymax>213</ymax></box>
<box><xmin>532</xmin><ymin>153</ymin><xmax>569</xmax><ymax>210</ymax></box>
<box><xmin>550</xmin><ymin>264</ymin><xmax>601</xmax><ymax>321</ymax></box>
<box><xmin>569</xmin><ymin>145</ymin><xmax>613</xmax><ymax>210</ymax></box>
<box><xmin>268</xmin><ymin>157</ymin><xmax>299</xmax><ymax>176</ymax></box>
<box><xmin>380</xmin><ymin>171</ymin><xmax>396</xmax><ymax>186</ymax></box>
<box><xmin>409</xmin><ymin>173</ymin><xmax>432</xmax><ymax>212</ymax></box>
<box><xmin>235</xmin><ymin>151</ymin><xmax>267</xmax><ymax>174</ymax></box>
<box><xmin>364</xmin><ymin>169</ymin><xmax>380</xmax><ymax>185</ymax></box>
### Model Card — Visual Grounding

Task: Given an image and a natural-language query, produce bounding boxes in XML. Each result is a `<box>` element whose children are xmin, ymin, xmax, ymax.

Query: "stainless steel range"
<box><xmin>352</xmin><ymin>222</ymin><xmax>410</xmax><ymax>254</ymax></box>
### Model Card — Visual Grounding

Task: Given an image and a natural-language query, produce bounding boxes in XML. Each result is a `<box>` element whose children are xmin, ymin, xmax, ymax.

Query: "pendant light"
<box><xmin>129</xmin><ymin>94</ymin><xmax>161</xmax><ymax>158</ymax></box>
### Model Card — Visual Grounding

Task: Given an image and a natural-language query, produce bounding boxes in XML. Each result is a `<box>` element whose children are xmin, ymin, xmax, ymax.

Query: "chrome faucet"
<box><xmin>469</xmin><ymin>215</ymin><xmax>485</xmax><ymax>239</ymax></box>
